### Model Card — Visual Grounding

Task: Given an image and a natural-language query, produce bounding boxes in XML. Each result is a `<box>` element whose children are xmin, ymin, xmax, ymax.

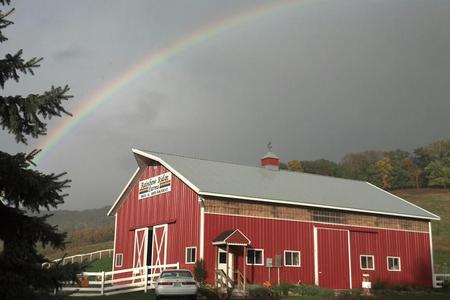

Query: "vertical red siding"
<box><xmin>204</xmin><ymin>214</ymin><xmax>315</xmax><ymax>285</ymax></box>
<box><xmin>204</xmin><ymin>213</ymin><xmax>432</xmax><ymax>288</ymax></box>
<box><xmin>350</xmin><ymin>229</ymin><xmax>432</xmax><ymax>288</ymax></box>
<box><xmin>113</xmin><ymin>164</ymin><xmax>200</xmax><ymax>273</ymax></box>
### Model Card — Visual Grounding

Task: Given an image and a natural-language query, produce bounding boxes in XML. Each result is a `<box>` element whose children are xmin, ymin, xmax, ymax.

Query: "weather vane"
<box><xmin>267</xmin><ymin>141</ymin><xmax>272</xmax><ymax>151</ymax></box>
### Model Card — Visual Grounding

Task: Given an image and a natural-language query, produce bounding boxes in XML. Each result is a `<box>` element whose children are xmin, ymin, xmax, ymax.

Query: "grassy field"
<box><xmin>63</xmin><ymin>290</ymin><xmax>450</xmax><ymax>300</ymax></box>
<box><xmin>393</xmin><ymin>189</ymin><xmax>450</xmax><ymax>273</ymax></box>
<box><xmin>85</xmin><ymin>257</ymin><xmax>113</xmax><ymax>272</ymax></box>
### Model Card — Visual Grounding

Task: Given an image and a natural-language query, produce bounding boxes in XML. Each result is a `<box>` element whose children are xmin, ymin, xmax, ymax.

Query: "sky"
<box><xmin>1</xmin><ymin>0</ymin><xmax>450</xmax><ymax>210</ymax></box>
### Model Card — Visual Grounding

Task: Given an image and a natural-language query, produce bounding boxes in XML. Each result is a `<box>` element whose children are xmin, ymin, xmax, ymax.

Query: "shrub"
<box><xmin>291</xmin><ymin>284</ymin><xmax>334</xmax><ymax>297</ymax></box>
<box><xmin>247</xmin><ymin>284</ymin><xmax>278</xmax><ymax>299</ymax></box>
<box><xmin>193</xmin><ymin>259</ymin><xmax>206</xmax><ymax>284</ymax></box>
<box><xmin>273</xmin><ymin>283</ymin><xmax>296</xmax><ymax>296</ymax></box>
<box><xmin>336</xmin><ymin>289</ymin><xmax>364</xmax><ymax>300</ymax></box>
<box><xmin>372</xmin><ymin>278</ymin><xmax>387</xmax><ymax>290</ymax></box>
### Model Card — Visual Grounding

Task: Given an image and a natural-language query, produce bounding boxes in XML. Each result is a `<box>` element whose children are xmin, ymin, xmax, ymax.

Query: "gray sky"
<box><xmin>2</xmin><ymin>0</ymin><xmax>450</xmax><ymax>210</ymax></box>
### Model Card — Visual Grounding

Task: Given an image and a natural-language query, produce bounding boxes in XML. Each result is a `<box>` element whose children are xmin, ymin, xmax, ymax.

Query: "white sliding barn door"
<box><xmin>132</xmin><ymin>227</ymin><xmax>148</xmax><ymax>274</ymax></box>
<box><xmin>151</xmin><ymin>224</ymin><xmax>168</xmax><ymax>275</ymax></box>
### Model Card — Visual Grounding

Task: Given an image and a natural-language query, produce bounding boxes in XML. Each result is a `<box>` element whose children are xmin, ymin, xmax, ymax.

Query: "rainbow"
<box><xmin>34</xmin><ymin>0</ymin><xmax>305</xmax><ymax>163</ymax></box>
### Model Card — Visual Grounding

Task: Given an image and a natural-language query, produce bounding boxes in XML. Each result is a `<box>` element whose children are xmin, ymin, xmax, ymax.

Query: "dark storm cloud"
<box><xmin>4</xmin><ymin>0</ymin><xmax>450</xmax><ymax>210</ymax></box>
<box><xmin>53</xmin><ymin>47</ymin><xmax>86</xmax><ymax>61</ymax></box>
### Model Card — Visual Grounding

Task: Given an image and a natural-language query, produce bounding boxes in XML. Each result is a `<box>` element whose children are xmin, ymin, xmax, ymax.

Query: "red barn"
<box><xmin>108</xmin><ymin>149</ymin><xmax>439</xmax><ymax>290</ymax></box>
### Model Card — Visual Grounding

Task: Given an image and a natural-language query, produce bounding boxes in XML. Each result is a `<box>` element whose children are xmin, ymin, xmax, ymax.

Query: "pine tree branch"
<box><xmin>0</xmin><ymin>50</ymin><xmax>42</xmax><ymax>88</ymax></box>
<box><xmin>0</xmin><ymin>2</ymin><xmax>13</xmax><ymax>43</ymax></box>
<box><xmin>0</xmin><ymin>86</ymin><xmax>73</xmax><ymax>144</ymax></box>
<box><xmin>0</xmin><ymin>151</ymin><xmax>71</xmax><ymax>212</ymax></box>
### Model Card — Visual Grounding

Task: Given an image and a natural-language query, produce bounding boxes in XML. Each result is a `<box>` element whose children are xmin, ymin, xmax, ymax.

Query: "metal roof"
<box><xmin>109</xmin><ymin>149</ymin><xmax>439</xmax><ymax>220</ymax></box>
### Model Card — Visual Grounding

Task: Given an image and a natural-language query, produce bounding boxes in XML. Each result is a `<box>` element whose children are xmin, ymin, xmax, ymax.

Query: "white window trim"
<box><xmin>115</xmin><ymin>253</ymin><xmax>123</xmax><ymax>268</ymax></box>
<box><xmin>246</xmin><ymin>248</ymin><xmax>264</xmax><ymax>266</ymax></box>
<box><xmin>185</xmin><ymin>247</ymin><xmax>197</xmax><ymax>264</ymax></box>
<box><xmin>387</xmin><ymin>256</ymin><xmax>401</xmax><ymax>272</ymax></box>
<box><xmin>284</xmin><ymin>250</ymin><xmax>301</xmax><ymax>267</ymax></box>
<box><xmin>359</xmin><ymin>255</ymin><xmax>375</xmax><ymax>270</ymax></box>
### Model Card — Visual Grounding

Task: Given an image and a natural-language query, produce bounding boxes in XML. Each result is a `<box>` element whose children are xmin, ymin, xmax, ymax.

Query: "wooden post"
<box><xmin>243</xmin><ymin>246</ymin><xmax>246</xmax><ymax>292</ymax></box>
<box><xmin>144</xmin><ymin>266</ymin><xmax>148</xmax><ymax>293</ymax></box>
<box><xmin>100</xmin><ymin>271</ymin><xmax>105</xmax><ymax>295</ymax></box>
<box><xmin>214</xmin><ymin>246</ymin><xmax>218</xmax><ymax>287</ymax></box>
<box><xmin>226</xmin><ymin>244</ymin><xmax>229</xmax><ymax>280</ymax></box>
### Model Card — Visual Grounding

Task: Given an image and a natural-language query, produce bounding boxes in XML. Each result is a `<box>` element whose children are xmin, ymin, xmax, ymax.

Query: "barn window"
<box><xmin>360</xmin><ymin>255</ymin><xmax>374</xmax><ymax>270</ymax></box>
<box><xmin>246</xmin><ymin>249</ymin><xmax>263</xmax><ymax>265</ymax></box>
<box><xmin>310</xmin><ymin>209</ymin><xmax>345</xmax><ymax>224</ymax></box>
<box><xmin>387</xmin><ymin>256</ymin><xmax>401</xmax><ymax>271</ymax></box>
<box><xmin>185</xmin><ymin>247</ymin><xmax>196</xmax><ymax>264</ymax></box>
<box><xmin>284</xmin><ymin>250</ymin><xmax>301</xmax><ymax>267</ymax></box>
<box><xmin>115</xmin><ymin>253</ymin><xmax>123</xmax><ymax>267</ymax></box>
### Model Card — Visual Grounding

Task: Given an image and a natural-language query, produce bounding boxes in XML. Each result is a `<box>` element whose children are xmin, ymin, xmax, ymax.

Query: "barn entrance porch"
<box><xmin>212</xmin><ymin>229</ymin><xmax>251</xmax><ymax>291</ymax></box>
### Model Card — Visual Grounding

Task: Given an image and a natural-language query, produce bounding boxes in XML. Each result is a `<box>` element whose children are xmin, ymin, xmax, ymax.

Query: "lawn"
<box><xmin>62</xmin><ymin>290</ymin><xmax>450</xmax><ymax>300</ymax></box>
<box><xmin>84</xmin><ymin>257</ymin><xmax>113</xmax><ymax>272</ymax></box>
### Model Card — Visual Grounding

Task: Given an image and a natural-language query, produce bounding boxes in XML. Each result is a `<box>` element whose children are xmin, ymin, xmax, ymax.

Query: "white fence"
<box><xmin>59</xmin><ymin>263</ymin><xmax>179</xmax><ymax>296</ymax></box>
<box><xmin>434</xmin><ymin>273</ymin><xmax>450</xmax><ymax>288</ymax></box>
<box><xmin>55</xmin><ymin>249</ymin><xmax>114</xmax><ymax>265</ymax></box>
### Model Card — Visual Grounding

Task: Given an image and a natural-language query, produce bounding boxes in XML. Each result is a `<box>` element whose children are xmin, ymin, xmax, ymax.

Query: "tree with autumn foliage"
<box><xmin>287</xmin><ymin>160</ymin><xmax>304</xmax><ymax>172</ymax></box>
<box><xmin>375</xmin><ymin>156</ymin><xmax>394</xmax><ymax>189</ymax></box>
<box><xmin>0</xmin><ymin>1</ymin><xmax>80</xmax><ymax>299</ymax></box>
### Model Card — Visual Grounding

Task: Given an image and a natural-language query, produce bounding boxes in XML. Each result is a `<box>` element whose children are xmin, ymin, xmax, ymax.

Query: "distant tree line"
<box><xmin>282</xmin><ymin>138</ymin><xmax>450</xmax><ymax>190</ymax></box>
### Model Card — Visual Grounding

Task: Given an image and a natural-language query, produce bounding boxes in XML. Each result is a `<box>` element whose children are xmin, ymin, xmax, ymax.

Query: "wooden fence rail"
<box><xmin>43</xmin><ymin>248</ymin><xmax>114</xmax><ymax>268</ymax></box>
<box><xmin>59</xmin><ymin>262</ymin><xmax>179</xmax><ymax>296</ymax></box>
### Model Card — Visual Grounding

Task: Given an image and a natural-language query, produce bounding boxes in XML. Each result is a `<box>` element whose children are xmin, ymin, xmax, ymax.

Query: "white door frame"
<box><xmin>314</xmin><ymin>227</ymin><xmax>352</xmax><ymax>289</ymax></box>
<box><xmin>217</xmin><ymin>247</ymin><xmax>234</xmax><ymax>280</ymax></box>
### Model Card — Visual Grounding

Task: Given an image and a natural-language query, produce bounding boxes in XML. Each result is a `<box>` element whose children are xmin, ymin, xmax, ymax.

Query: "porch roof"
<box><xmin>212</xmin><ymin>229</ymin><xmax>251</xmax><ymax>246</ymax></box>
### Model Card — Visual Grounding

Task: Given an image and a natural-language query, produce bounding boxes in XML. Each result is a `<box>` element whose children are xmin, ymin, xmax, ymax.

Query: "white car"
<box><xmin>155</xmin><ymin>269</ymin><xmax>198</xmax><ymax>300</ymax></box>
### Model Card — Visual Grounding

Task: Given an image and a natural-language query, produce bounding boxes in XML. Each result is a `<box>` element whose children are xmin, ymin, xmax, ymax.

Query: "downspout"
<box><xmin>198</xmin><ymin>197</ymin><xmax>205</xmax><ymax>260</ymax></box>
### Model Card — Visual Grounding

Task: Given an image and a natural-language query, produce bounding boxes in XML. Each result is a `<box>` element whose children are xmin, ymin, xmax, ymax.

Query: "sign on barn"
<box><xmin>138</xmin><ymin>172</ymin><xmax>172</xmax><ymax>200</ymax></box>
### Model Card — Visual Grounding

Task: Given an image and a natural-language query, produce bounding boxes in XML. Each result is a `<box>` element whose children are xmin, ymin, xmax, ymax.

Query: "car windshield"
<box><xmin>160</xmin><ymin>271</ymin><xmax>193</xmax><ymax>278</ymax></box>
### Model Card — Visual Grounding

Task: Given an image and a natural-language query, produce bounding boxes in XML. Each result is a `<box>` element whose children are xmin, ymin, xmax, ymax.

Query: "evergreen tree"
<box><xmin>0</xmin><ymin>1</ymin><xmax>80</xmax><ymax>299</ymax></box>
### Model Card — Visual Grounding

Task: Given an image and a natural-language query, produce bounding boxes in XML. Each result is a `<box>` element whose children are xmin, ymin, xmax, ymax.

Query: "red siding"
<box><xmin>317</xmin><ymin>228</ymin><xmax>350</xmax><ymax>289</ymax></box>
<box><xmin>261</xmin><ymin>157</ymin><xmax>280</xmax><ymax>167</ymax></box>
<box><xmin>203</xmin><ymin>213</ymin><xmax>432</xmax><ymax>288</ymax></box>
<box><xmin>113</xmin><ymin>164</ymin><xmax>200</xmax><ymax>273</ymax></box>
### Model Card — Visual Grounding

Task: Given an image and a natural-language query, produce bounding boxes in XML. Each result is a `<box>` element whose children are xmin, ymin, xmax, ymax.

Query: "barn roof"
<box><xmin>108</xmin><ymin>149</ymin><xmax>439</xmax><ymax>221</ymax></box>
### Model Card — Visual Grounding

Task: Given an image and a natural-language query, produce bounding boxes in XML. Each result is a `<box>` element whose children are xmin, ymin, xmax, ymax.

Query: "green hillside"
<box><xmin>394</xmin><ymin>189</ymin><xmax>450</xmax><ymax>273</ymax></box>
<box><xmin>37</xmin><ymin>206</ymin><xmax>114</xmax><ymax>260</ymax></box>
<box><xmin>39</xmin><ymin>206</ymin><xmax>113</xmax><ymax>232</ymax></box>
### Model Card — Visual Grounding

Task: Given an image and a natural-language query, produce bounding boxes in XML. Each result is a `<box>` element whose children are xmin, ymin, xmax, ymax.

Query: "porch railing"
<box><xmin>215</xmin><ymin>269</ymin><xmax>234</xmax><ymax>289</ymax></box>
<box><xmin>234</xmin><ymin>270</ymin><xmax>246</xmax><ymax>290</ymax></box>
